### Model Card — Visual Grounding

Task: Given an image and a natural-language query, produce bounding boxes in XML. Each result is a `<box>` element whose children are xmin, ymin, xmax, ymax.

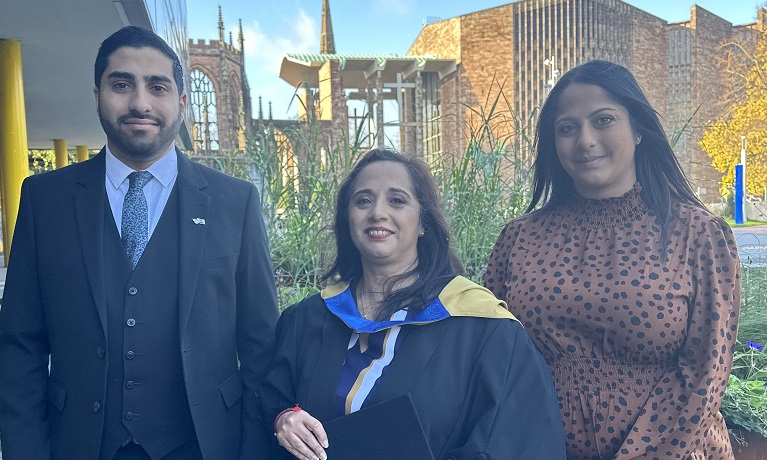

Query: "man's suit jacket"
<box><xmin>0</xmin><ymin>149</ymin><xmax>279</xmax><ymax>460</ymax></box>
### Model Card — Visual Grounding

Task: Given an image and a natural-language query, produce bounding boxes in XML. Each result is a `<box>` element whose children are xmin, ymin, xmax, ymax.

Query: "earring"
<box><xmin>636</xmin><ymin>135</ymin><xmax>642</xmax><ymax>144</ymax></box>
<box><xmin>419</xmin><ymin>230</ymin><xmax>425</xmax><ymax>237</ymax></box>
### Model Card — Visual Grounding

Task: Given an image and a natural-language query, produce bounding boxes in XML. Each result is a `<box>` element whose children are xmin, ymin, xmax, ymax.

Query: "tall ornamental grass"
<box><xmin>246</xmin><ymin>117</ymin><xmax>371</xmax><ymax>307</ymax></box>
<box><xmin>246</xmin><ymin>95</ymin><xmax>535</xmax><ymax>305</ymax></box>
<box><xmin>437</xmin><ymin>88</ymin><xmax>534</xmax><ymax>280</ymax></box>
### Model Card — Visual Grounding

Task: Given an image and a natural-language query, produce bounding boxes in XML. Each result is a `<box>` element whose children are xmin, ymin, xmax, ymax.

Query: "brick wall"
<box><xmin>405</xmin><ymin>0</ymin><xmax>763</xmax><ymax>204</ymax></box>
<box><xmin>689</xmin><ymin>6</ymin><xmax>740</xmax><ymax>203</ymax></box>
<box><xmin>408</xmin><ymin>18</ymin><xmax>464</xmax><ymax>157</ymax></box>
<box><xmin>189</xmin><ymin>38</ymin><xmax>250</xmax><ymax>152</ymax></box>
<box><xmin>629</xmin><ymin>8</ymin><xmax>668</xmax><ymax>114</ymax></box>
<box><xmin>408</xmin><ymin>17</ymin><xmax>461</xmax><ymax>60</ymax></box>
<box><xmin>459</xmin><ymin>5</ymin><xmax>517</xmax><ymax>155</ymax></box>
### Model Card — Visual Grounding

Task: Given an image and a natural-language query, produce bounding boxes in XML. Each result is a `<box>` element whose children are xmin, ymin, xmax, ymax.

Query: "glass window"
<box><xmin>190</xmin><ymin>68</ymin><xmax>220</xmax><ymax>151</ymax></box>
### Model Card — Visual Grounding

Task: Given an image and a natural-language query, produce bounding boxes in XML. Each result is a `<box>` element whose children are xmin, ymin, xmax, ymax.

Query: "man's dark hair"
<box><xmin>322</xmin><ymin>148</ymin><xmax>464</xmax><ymax>320</ymax></box>
<box><xmin>94</xmin><ymin>26</ymin><xmax>184</xmax><ymax>94</ymax></box>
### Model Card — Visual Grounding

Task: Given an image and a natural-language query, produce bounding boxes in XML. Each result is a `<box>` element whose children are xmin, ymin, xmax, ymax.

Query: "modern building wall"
<box><xmin>688</xmin><ymin>7</ymin><xmax>746</xmax><ymax>199</ymax></box>
<box><xmin>409</xmin><ymin>18</ymin><xmax>462</xmax><ymax>160</ymax></box>
<box><xmin>407</xmin><ymin>0</ymin><xmax>764</xmax><ymax>204</ymax></box>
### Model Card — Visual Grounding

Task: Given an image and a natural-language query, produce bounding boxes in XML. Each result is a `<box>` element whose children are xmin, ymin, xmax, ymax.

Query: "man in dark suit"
<box><xmin>0</xmin><ymin>26</ymin><xmax>279</xmax><ymax>460</ymax></box>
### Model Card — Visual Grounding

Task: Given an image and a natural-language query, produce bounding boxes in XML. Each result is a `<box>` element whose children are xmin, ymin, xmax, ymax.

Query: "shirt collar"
<box><xmin>105</xmin><ymin>145</ymin><xmax>178</xmax><ymax>189</ymax></box>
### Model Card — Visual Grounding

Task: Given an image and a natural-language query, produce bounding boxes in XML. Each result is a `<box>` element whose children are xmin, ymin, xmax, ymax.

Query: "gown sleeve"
<box><xmin>444</xmin><ymin>320</ymin><xmax>567</xmax><ymax>460</ymax></box>
<box><xmin>258</xmin><ymin>300</ymin><xmax>304</xmax><ymax>460</ymax></box>
<box><xmin>616</xmin><ymin>217</ymin><xmax>741</xmax><ymax>459</ymax></box>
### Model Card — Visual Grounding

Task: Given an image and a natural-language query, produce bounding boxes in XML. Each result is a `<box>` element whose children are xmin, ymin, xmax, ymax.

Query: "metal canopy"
<box><xmin>279</xmin><ymin>53</ymin><xmax>457</xmax><ymax>90</ymax></box>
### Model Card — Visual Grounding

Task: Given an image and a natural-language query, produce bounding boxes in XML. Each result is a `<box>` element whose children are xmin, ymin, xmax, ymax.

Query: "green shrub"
<box><xmin>723</xmin><ymin>264</ymin><xmax>767</xmax><ymax>439</ymax></box>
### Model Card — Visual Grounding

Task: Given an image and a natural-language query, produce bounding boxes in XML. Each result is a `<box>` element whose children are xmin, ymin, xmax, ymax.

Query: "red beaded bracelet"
<box><xmin>274</xmin><ymin>405</ymin><xmax>302</xmax><ymax>431</ymax></box>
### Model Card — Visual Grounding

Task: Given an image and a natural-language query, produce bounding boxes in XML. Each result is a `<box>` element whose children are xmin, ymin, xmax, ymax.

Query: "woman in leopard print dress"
<box><xmin>484</xmin><ymin>60</ymin><xmax>740</xmax><ymax>460</ymax></box>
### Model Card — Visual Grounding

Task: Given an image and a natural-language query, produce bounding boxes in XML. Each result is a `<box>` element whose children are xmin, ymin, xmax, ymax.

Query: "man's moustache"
<box><xmin>118</xmin><ymin>113</ymin><xmax>162</xmax><ymax>124</ymax></box>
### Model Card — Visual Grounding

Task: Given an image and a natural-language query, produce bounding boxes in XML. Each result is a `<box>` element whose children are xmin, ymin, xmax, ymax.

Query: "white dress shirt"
<box><xmin>105</xmin><ymin>146</ymin><xmax>178</xmax><ymax>239</ymax></box>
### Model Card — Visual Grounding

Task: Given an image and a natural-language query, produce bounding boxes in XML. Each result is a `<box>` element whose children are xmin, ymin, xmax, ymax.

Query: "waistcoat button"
<box><xmin>125</xmin><ymin>411</ymin><xmax>134</xmax><ymax>420</ymax></box>
<box><xmin>126</xmin><ymin>318</ymin><xmax>136</xmax><ymax>327</ymax></box>
<box><xmin>126</xmin><ymin>380</ymin><xmax>135</xmax><ymax>389</ymax></box>
<box><xmin>93</xmin><ymin>401</ymin><xmax>101</xmax><ymax>412</ymax></box>
<box><xmin>126</xmin><ymin>351</ymin><xmax>135</xmax><ymax>359</ymax></box>
<box><xmin>96</xmin><ymin>347</ymin><xmax>105</xmax><ymax>358</ymax></box>
<box><xmin>128</xmin><ymin>287</ymin><xmax>138</xmax><ymax>296</ymax></box>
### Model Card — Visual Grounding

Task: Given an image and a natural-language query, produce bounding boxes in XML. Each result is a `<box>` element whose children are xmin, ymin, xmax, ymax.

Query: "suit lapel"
<box><xmin>74</xmin><ymin>150</ymin><xmax>109</xmax><ymax>335</ymax></box>
<box><xmin>175</xmin><ymin>149</ymin><xmax>210</xmax><ymax>335</ymax></box>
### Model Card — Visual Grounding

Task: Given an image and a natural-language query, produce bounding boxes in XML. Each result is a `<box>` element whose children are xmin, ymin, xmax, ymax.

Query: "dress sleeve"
<box><xmin>483</xmin><ymin>221</ymin><xmax>518</xmax><ymax>303</ymax></box>
<box><xmin>616</xmin><ymin>217</ymin><xmax>741</xmax><ymax>459</ymax></box>
<box><xmin>444</xmin><ymin>320</ymin><xmax>567</xmax><ymax>460</ymax></box>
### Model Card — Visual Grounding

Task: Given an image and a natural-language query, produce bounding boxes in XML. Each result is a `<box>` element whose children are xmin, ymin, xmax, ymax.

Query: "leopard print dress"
<box><xmin>484</xmin><ymin>184</ymin><xmax>740</xmax><ymax>460</ymax></box>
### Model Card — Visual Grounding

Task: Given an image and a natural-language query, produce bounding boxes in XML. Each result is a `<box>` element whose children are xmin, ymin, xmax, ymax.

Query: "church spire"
<box><xmin>320</xmin><ymin>0</ymin><xmax>336</xmax><ymax>54</ymax></box>
<box><xmin>238</xmin><ymin>19</ymin><xmax>245</xmax><ymax>54</ymax></box>
<box><xmin>218</xmin><ymin>6</ymin><xmax>225</xmax><ymax>43</ymax></box>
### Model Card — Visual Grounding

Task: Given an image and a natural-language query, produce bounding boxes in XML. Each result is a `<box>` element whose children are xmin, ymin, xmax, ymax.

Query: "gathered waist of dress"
<box><xmin>547</xmin><ymin>356</ymin><xmax>670</xmax><ymax>393</ymax></box>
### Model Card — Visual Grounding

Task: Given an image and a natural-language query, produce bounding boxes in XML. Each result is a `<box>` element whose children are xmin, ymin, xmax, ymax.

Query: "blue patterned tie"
<box><xmin>122</xmin><ymin>171</ymin><xmax>153</xmax><ymax>269</ymax></box>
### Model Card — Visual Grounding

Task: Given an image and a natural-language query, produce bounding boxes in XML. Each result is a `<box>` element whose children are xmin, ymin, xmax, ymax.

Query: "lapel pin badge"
<box><xmin>192</xmin><ymin>218</ymin><xmax>206</xmax><ymax>225</ymax></box>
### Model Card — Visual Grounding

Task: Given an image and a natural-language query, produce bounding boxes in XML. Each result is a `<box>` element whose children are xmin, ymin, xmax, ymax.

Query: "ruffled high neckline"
<box><xmin>562</xmin><ymin>183</ymin><xmax>648</xmax><ymax>230</ymax></box>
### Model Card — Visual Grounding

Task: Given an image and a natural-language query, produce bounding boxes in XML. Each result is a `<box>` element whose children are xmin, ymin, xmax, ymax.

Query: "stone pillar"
<box><xmin>54</xmin><ymin>139</ymin><xmax>68</xmax><ymax>169</ymax></box>
<box><xmin>330</xmin><ymin>60</ymin><xmax>348</xmax><ymax>146</ymax></box>
<box><xmin>376</xmin><ymin>70</ymin><xmax>384</xmax><ymax>148</ymax></box>
<box><xmin>415</xmin><ymin>71</ymin><xmax>424</xmax><ymax>158</ymax></box>
<box><xmin>366</xmin><ymin>82</ymin><xmax>375</xmax><ymax>148</ymax></box>
<box><xmin>0</xmin><ymin>39</ymin><xmax>30</xmax><ymax>263</ymax></box>
<box><xmin>76</xmin><ymin>145</ymin><xmax>89</xmax><ymax>162</ymax></box>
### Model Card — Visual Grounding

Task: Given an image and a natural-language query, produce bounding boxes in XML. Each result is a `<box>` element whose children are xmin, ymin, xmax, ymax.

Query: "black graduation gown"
<box><xmin>259</xmin><ymin>283</ymin><xmax>566</xmax><ymax>460</ymax></box>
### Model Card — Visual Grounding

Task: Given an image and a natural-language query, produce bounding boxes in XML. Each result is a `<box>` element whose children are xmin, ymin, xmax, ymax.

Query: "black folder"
<box><xmin>323</xmin><ymin>394</ymin><xmax>435</xmax><ymax>460</ymax></box>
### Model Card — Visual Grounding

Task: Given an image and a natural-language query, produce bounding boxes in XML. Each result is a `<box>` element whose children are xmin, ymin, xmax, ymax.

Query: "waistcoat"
<box><xmin>100</xmin><ymin>187</ymin><xmax>196</xmax><ymax>459</ymax></box>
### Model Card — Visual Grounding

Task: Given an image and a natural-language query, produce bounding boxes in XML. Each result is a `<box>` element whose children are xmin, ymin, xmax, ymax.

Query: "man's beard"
<box><xmin>98</xmin><ymin>107</ymin><xmax>182</xmax><ymax>162</ymax></box>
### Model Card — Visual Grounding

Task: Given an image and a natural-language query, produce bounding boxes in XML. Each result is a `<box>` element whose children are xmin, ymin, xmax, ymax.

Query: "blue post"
<box><xmin>735</xmin><ymin>164</ymin><xmax>744</xmax><ymax>225</ymax></box>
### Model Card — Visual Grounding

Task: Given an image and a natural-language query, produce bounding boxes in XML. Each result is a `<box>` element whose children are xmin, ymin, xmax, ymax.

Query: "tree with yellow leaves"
<box><xmin>700</xmin><ymin>28</ymin><xmax>767</xmax><ymax>197</ymax></box>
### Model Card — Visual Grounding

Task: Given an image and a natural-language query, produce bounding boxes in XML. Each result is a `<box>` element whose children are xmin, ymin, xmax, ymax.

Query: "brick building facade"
<box><xmin>406</xmin><ymin>0</ymin><xmax>766</xmax><ymax>204</ymax></box>
<box><xmin>188</xmin><ymin>7</ymin><xmax>253</xmax><ymax>154</ymax></box>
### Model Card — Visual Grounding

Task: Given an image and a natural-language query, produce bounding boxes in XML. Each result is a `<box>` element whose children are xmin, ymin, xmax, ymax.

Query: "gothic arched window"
<box><xmin>190</xmin><ymin>68</ymin><xmax>220</xmax><ymax>151</ymax></box>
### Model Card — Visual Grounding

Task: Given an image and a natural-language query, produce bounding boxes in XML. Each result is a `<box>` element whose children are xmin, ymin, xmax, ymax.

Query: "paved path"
<box><xmin>732</xmin><ymin>225</ymin><xmax>767</xmax><ymax>266</ymax></box>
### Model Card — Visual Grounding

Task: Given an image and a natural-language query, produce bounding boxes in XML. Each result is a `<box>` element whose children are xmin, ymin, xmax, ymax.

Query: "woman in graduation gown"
<box><xmin>259</xmin><ymin>149</ymin><xmax>566</xmax><ymax>460</ymax></box>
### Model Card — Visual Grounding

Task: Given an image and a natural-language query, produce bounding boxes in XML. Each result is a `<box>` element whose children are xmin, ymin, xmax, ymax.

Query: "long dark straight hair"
<box><xmin>528</xmin><ymin>60</ymin><xmax>704</xmax><ymax>241</ymax></box>
<box><xmin>321</xmin><ymin>149</ymin><xmax>464</xmax><ymax>320</ymax></box>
